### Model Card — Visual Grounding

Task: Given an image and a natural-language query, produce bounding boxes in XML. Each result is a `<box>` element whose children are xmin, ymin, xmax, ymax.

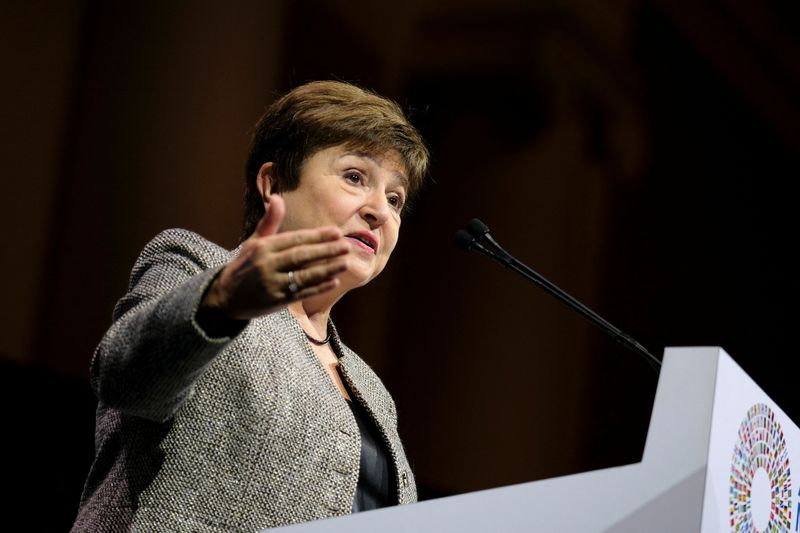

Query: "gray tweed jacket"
<box><xmin>71</xmin><ymin>229</ymin><xmax>416</xmax><ymax>532</ymax></box>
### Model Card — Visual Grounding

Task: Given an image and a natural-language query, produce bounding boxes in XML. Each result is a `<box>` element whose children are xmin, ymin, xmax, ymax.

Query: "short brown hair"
<box><xmin>242</xmin><ymin>80</ymin><xmax>429</xmax><ymax>240</ymax></box>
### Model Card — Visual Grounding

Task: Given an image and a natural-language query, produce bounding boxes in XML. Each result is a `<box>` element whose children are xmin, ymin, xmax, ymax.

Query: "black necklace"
<box><xmin>305</xmin><ymin>330</ymin><xmax>332</xmax><ymax>345</ymax></box>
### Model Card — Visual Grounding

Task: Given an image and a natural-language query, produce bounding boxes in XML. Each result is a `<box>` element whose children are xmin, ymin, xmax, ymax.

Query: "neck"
<box><xmin>287</xmin><ymin>292</ymin><xmax>340</xmax><ymax>339</ymax></box>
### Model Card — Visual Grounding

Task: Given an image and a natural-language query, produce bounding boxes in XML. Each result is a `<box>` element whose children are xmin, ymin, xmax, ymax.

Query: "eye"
<box><xmin>388</xmin><ymin>193</ymin><xmax>405</xmax><ymax>211</ymax></box>
<box><xmin>344</xmin><ymin>171</ymin><xmax>363</xmax><ymax>184</ymax></box>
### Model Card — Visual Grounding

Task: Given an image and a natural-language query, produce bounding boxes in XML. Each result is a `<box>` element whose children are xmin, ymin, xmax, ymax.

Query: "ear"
<box><xmin>256</xmin><ymin>162</ymin><xmax>277</xmax><ymax>207</ymax></box>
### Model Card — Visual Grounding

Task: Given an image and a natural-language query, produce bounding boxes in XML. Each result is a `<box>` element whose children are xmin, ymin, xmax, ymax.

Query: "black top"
<box><xmin>348</xmin><ymin>398</ymin><xmax>397</xmax><ymax>512</ymax></box>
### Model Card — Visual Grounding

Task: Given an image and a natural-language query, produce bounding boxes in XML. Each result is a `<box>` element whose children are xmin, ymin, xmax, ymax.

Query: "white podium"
<box><xmin>272</xmin><ymin>347</ymin><xmax>798</xmax><ymax>532</ymax></box>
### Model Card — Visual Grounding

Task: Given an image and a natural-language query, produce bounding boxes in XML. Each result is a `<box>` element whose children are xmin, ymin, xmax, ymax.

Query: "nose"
<box><xmin>359</xmin><ymin>191</ymin><xmax>391</xmax><ymax>229</ymax></box>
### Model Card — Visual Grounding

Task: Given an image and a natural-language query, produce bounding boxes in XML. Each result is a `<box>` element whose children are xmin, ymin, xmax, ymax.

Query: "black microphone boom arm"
<box><xmin>454</xmin><ymin>220</ymin><xmax>661</xmax><ymax>373</ymax></box>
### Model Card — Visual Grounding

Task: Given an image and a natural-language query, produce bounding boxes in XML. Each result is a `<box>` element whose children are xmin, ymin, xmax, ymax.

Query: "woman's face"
<box><xmin>268</xmin><ymin>145</ymin><xmax>409</xmax><ymax>289</ymax></box>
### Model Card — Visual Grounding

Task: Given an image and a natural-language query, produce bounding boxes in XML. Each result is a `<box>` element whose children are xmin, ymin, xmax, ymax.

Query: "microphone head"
<box><xmin>453</xmin><ymin>229</ymin><xmax>475</xmax><ymax>251</ymax></box>
<box><xmin>466</xmin><ymin>218</ymin><xmax>490</xmax><ymax>239</ymax></box>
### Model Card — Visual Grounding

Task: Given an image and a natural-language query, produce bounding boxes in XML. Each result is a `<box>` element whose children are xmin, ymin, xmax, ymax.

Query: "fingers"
<box><xmin>287</xmin><ymin>257</ymin><xmax>348</xmax><ymax>293</ymax></box>
<box><xmin>253</xmin><ymin>195</ymin><xmax>286</xmax><ymax>238</ymax></box>
<box><xmin>283</xmin><ymin>259</ymin><xmax>349</xmax><ymax>301</ymax></box>
<box><xmin>266</xmin><ymin>226</ymin><xmax>343</xmax><ymax>253</ymax></box>
<box><xmin>209</xmin><ymin>252</ymin><xmax>348</xmax><ymax>321</ymax></box>
<box><xmin>274</xmin><ymin>239</ymin><xmax>350</xmax><ymax>272</ymax></box>
<box><xmin>215</xmin><ymin>228</ymin><xmax>354</xmax><ymax>320</ymax></box>
<box><xmin>244</xmin><ymin>227</ymin><xmax>349</xmax><ymax>275</ymax></box>
<box><xmin>251</xmin><ymin>207</ymin><xmax>342</xmax><ymax>258</ymax></box>
<box><xmin>221</xmin><ymin>200</ymin><xmax>358</xmax><ymax>318</ymax></box>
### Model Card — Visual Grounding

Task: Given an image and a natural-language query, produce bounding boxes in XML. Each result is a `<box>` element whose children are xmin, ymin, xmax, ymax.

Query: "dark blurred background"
<box><xmin>2</xmin><ymin>0</ymin><xmax>798</xmax><ymax>529</ymax></box>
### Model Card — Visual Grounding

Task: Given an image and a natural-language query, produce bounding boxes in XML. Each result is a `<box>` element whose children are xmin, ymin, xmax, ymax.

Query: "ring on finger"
<box><xmin>287</xmin><ymin>270</ymin><xmax>300</xmax><ymax>295</ymax></box>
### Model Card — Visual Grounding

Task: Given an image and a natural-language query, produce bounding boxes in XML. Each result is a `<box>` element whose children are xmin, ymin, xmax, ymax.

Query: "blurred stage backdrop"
<box><xmin>2</xmin><ymin>0</ymin><xmax>799</xmax><ymax>529</ymax></box>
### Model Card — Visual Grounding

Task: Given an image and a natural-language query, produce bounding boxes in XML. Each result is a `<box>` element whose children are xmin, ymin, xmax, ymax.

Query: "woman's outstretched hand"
<box><xmin>200</xmin><ymin>196</ymin><xmax>351</xmax><ymax>322</ymax></box>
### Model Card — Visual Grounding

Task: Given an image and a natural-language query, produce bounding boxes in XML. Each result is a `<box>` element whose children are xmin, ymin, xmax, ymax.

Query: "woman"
<box><xmin>72</xmin><ymin>81</ymin><xmax>429</xmax><ymax>532</ymax></box>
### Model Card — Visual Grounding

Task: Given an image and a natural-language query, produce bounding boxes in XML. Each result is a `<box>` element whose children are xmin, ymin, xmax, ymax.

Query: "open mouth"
<box><xmin>347</xmin><ymin>232</ymin><xmax>377</xmax><ymax>253</ymax></box>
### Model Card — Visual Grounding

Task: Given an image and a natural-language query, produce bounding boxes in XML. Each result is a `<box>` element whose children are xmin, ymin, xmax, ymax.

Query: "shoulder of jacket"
<box><xmin>142</xmin><ymin>228</ymin><xmax>229</xmax><ymax>260</ymax></box>
<box><xmin>128</xmin><ymin>229</ymin><xmax>231</xmax><ymax>289</ymax></box>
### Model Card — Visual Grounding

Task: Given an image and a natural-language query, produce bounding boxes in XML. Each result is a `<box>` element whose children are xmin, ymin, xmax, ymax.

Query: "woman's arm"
<box><xmin>91</xmin><ymin>199</ymin><xmax>354</xmax><ymax>422</ymax></box>
<box><xmin>91</xmin><ymin>229</ymin><xmax>243</xmax><ymax>422</ymax></box>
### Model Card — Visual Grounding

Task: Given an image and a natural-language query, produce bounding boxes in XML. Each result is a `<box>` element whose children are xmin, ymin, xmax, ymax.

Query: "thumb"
<box><xmin>253</xmin><ymin>195</ymin><xmax>285</xmax><ymax>238</ymax></box>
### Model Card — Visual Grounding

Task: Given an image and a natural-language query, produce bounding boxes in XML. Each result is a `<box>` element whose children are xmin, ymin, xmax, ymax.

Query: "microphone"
<box><xmin>454</xmin><ymin>219</ymin><xmax>661</xmax><ymax>372</ymax></box>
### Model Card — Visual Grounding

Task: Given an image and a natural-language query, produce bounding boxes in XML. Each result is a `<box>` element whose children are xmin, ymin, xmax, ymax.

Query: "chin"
<box><xmin>342</xmin><ymin>268</ymin><xmax>379</xmax><ymax>289</ymax></box>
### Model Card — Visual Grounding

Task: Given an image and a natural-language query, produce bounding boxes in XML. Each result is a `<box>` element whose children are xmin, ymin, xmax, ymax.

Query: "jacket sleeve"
<box><xmin>90</xmin><ymin>229</ymin><xmax>247</xmax><ymax>422</ymax></box>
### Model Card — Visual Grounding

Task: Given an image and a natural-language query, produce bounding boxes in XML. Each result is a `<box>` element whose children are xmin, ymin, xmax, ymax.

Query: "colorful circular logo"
<box><xmin>730</xmin><ymin>403</ymin><xmax>792</xmax><ymax>532</ymax></box>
